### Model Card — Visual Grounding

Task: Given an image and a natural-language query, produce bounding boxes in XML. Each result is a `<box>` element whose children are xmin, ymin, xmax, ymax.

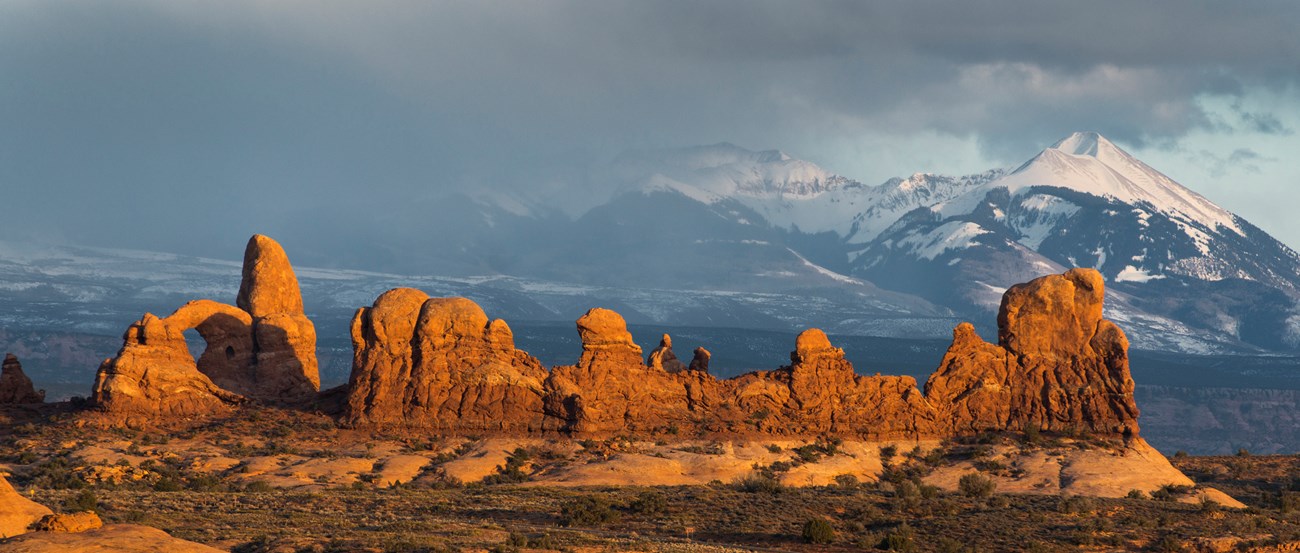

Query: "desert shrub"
<box><xmin>1151</xmin><ymin>484</ymin><xmax>1193</xmax><ymax>502</ymax></box>
<box><xmin>732</xmin><ymin>474</ymin><xmax>783</xmax><ymax>494</ymax></box>
<box><xmin>1236</xmin><ymin>448</ymin><xmax>1251</xmax><ymax>457</ymax></box>
<box><xmin>558</xmin><ymin>495</ymin><xmax>620</xmax><ymax>527</ymax></box>
<box><xmin>1023</xmin><ymin>423</ymin><xmax>1042</xmax><ymax>445</ymax></box>
<box><xmin>628</xmin><ymin>491</ymin><xmax>666</xmax><ymax>515</ymax></box>
<box><xmin>153</xmin><ymin>477</ymin><xmax>183</xmax><ymax>492</ymax></box>
<box><xmin>63</xmin><ymin>489</ymin><xmax>99</xmax><ymax>514</ymax></box>
<box><xmin>958</xmin><ymin>473</ymin><xmax>996</xmax><ymax>498</ymax></box>
<box><xmin>919</xmin><ymin>483</ymin><xmax>940</xmax><ymax>500</ymax></box>
<box><xmin>833</xmin><ymin>473</ymin><xmax>859</xmax><ymax>488</ymax></box>
<box><xmin>1277</xmin><ymin>491</ymin><xmax>1300</xmax><ymax>513</ymax></box>
<box><xmin>880</xmin><ymin>523</ymin><xmax>917</xmax><ymax>552</ymax></box>
<box><xmin>879</xmin><ymin>444</ymin><xmax>898</xmax><ymax>465</ymax></box>
<box><xmin>243</xmin><ymin>480</ymin><xmax>274</xmax><ymax>492</ymax></box>
<box><xmin>936</xmin><ymin>537</ymin><xmax>964</xmax><ymax>553</ymax></box>
<box><xmin>1152</xmin><ymin>534</ymin><xmax>1185</xmax><ymax>552</ymax></box>
<box><xmin>483</xmin><ymin>448</ymin><xmax>531</xmax><ymax>485</ymax></box>
<box><xmin>27</xmin><ymin>457</ymin><xmax>87</xmax><ymax>489</ymax></box>
<box><xmin>1126</xmin><ymin>489</ymin><xmax>1147</xmax><ymax>499</ymax></box>
<box><xmin>765</xmin><ymin>444</ymin><xmax>783</xmax><ymax>453</ymax></box>
<box><xmin>801</xmin><ymin>518</ymin><xmax>835</xmax><ymax>544</ymax></box>
<box><xmin>893</xmin><ymin>479</ymin><xmax>919</xmax><ymax>498</ymax></box>
<box><xmin>1057</xmin><ymin>495</ymin><xmax>1096</xmax><ymax>514</ymax></box>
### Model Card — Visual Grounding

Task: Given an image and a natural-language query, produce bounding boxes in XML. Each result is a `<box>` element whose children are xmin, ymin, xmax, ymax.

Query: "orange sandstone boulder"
<box><xmin>343</xmin><ymin>291</ymin><xmax>548</xmax><ymax>430</ymax></box>
<box><xmin>0</xmin><ymin>474</ymin><xmax>52</xmax><ymax>539</ymax></box>
<box><xmin>30</xmin><ymin>512</ymin><xmax>102</xmax><ymax>533</ymax></box>
<box><xmin>0</xmin><ymin>354</ymin><xmax>43</xmax><ymax>404</ymax></box>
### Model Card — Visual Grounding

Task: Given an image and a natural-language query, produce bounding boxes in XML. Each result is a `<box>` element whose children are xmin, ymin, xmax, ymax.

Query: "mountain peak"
<box><xmin>1051</xmin><ymin>131</ymin><xmax>1116</xmax><ymax>157</ymax></box>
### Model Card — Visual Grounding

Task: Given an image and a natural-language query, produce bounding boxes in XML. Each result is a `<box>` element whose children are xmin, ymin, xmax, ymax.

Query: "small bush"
<box><xmin>879</xmin><ymin>445</ymin><xmax>898</xmax><ymax>465</ymax></box>
<box><xmin>881</xmin><ymin>523</ymin><xmax>916</xmax><ymax>552</ymax></box>
<box><xmin>801</xmin><ymin>518</ymin><xmax>835</xmax><ymax>544</ymax></box>
<box><xmin>833</xmin><ymin>474</ymin><xmax>859</xmax><ymax>488</ymax></box>
<box><xmin>958</xmin><ymin>473</ymin><xmax>996</xmax><ymax>498</ymax></box>
<box><xmin>1126</xmin><ymin>489</ymin><xmax>1147</xmax><ymax>499</ymax></box>
<box><xmin>1152</xmin><ymin>534</ymin><xmax>1184</xmax><ymax>552</ymax></box>
<box><xmin>628</xmin><ymin>491</ymin><xmax>666</xmax><ymax>515</ymax></box>
<box><xmin>63</xmin><ymin>489</ymin><xmax>99</xmax><ymax>514</ymax></box>
<box><xmin>732</xmin><ymin>474</ymin><xmax>783</xmax><ymax>494</ymax></box>
<box><xmin>1151</xmin><ymin>484</ymin><xmax>1193</xmax><ymax>502</ymax></box>
<box><xmin>558</xmin><ymin>495</ymin><xmax>620</xmax><ymax>527</ymax></box>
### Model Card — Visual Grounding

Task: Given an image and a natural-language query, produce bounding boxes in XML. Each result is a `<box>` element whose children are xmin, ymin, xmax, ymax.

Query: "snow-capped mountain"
<box><xmin>852</xmin><ymin>132</ymin><xmax>1300</xmax><ymax>350</ymax></box>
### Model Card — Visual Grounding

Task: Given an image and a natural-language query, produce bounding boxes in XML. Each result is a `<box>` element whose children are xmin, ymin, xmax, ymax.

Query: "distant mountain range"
<box><xmin>4</xmin><ymin>133</ymin><xmax>1300</xmax><ymax>362</ymax></box>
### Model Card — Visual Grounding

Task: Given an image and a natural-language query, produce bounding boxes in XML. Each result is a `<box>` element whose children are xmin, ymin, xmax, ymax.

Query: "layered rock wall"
<box><xmin>344</xmin><ymin>268</ymin><xmax>1141</xmax><ymax>440</ymax></box>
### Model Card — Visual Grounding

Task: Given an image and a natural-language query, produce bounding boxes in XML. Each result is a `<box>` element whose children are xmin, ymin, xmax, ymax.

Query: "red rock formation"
<box><xmin>344</xmin><ymin>290</ymin><xmax>548</xmax><ymax>430</ymax></box>
<box><xmin>92</xmin><ymin>234</ymin><xmax>320</xmax><ymax>423</ymax></box>
<box><xmin>1</xmin><ymin>353</ymin><xmax>44</xmax><ymax>404</ymax></box>
<box><xmin>235</xmin><ymin>234</ymin><xmax>319</xmax><ymax>403</ymax></box>
<box><xmin>647</xmin><ymin>334</ymin><xmax>688</xmax><ymax>373</ymax></box>
<box><xmin>544</xmin><ymin>308</ymin><xmax>712</xmax><ymax>434</ymax></box>
<box><xmin>332</xmin><ymin>268</ymin><xmax>1141</xmax><ymax>441</ymax></box>
<box><xmin>92</xmin><ymin>311</ymin><xmax>246</xmax><ymax>423</ymax></box>
<box><xmin>688</xmin><ymin>347</ymin><xmax>710</xmax><ymax>373</ymax></box>
<box><xmin>724</xmin><ymin>329</ymin><xmax>936</xmax><ymax>438</ymax></box>
<box><xmin>925</xmin><ymin>268</ymin><xmax>1139</xmax><ymax>436</ymax></box>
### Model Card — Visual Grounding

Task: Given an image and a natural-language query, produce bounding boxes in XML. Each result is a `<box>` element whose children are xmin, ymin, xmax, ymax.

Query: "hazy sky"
<box><xmin>3</xmin><ymin>1</ymin><xmax>1298</xmax><ymax>259</ymax></box>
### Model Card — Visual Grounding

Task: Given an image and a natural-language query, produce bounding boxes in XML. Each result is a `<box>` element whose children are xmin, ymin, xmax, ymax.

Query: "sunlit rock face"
<box><xmin>343</xmin><ymin>291</ymin><xmax>549</xmax><ymax>431</ymax></box>
<box><xmin>91</xmin><ymin>235</ymin><xmax>319</xmax><ymax>423</ymax></box>
<box><xmin>925</xmin><ymin>268</ymin><xmax>1139</xmax><ymax>437</ymax></box>
<box><xmin>343</xmin><ymin>268</ymin><xmax>1140</xmax><ymax>441</ymax></box>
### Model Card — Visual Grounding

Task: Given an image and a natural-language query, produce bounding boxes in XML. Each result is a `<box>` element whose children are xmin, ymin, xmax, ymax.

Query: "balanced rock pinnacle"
<box><xmin>647</xmin><ymin>334</ymin><xmax>688</xmax><ymax>373</ymax></box>
<box><xmin>0</xmin><ymin>353</ymin><xmax>44</xmax><ymax>404</ymax></box>
<box><xmin>235</xmin><ymin>234</ymin><xmax>319</xmax><ymax>404</ymax></box>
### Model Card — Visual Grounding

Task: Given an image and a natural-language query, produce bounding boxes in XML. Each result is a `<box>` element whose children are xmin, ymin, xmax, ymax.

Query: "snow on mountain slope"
<box><xmin>609</xmin><ymin>143</ymin><xmax>1002</xmax><ymax>241</ymax></box>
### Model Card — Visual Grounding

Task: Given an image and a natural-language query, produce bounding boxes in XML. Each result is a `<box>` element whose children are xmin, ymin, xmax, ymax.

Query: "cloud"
<box><xmin>2</xmin><ymin>0</ymin><xmax>1299</xmax><ymax>258</ymax></box>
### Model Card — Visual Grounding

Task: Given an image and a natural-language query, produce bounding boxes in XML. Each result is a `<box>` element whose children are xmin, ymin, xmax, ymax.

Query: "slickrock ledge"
<box><xmin>343</xmin><ymin>268</ymin><xmax>1141</xmax><ymax>441</ymax></box>
<box><xmin>91</xmin><ymin>235</ymin><xmax>319</xmax><ymax>423</ymax></box>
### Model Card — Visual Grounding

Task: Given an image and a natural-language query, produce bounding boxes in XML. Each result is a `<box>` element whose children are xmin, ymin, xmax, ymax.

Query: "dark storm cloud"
<box><xmin>2</xmin><ymin>0</ymin><xmax>1298</xmax><ymax>258</ymax></box>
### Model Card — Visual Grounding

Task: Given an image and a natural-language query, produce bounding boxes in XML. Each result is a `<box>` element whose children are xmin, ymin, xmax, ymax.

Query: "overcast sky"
<box><xmin>2</xmin><ymin>1</ymin><xmax>1298</xmax><ymax>259</ymax></box>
